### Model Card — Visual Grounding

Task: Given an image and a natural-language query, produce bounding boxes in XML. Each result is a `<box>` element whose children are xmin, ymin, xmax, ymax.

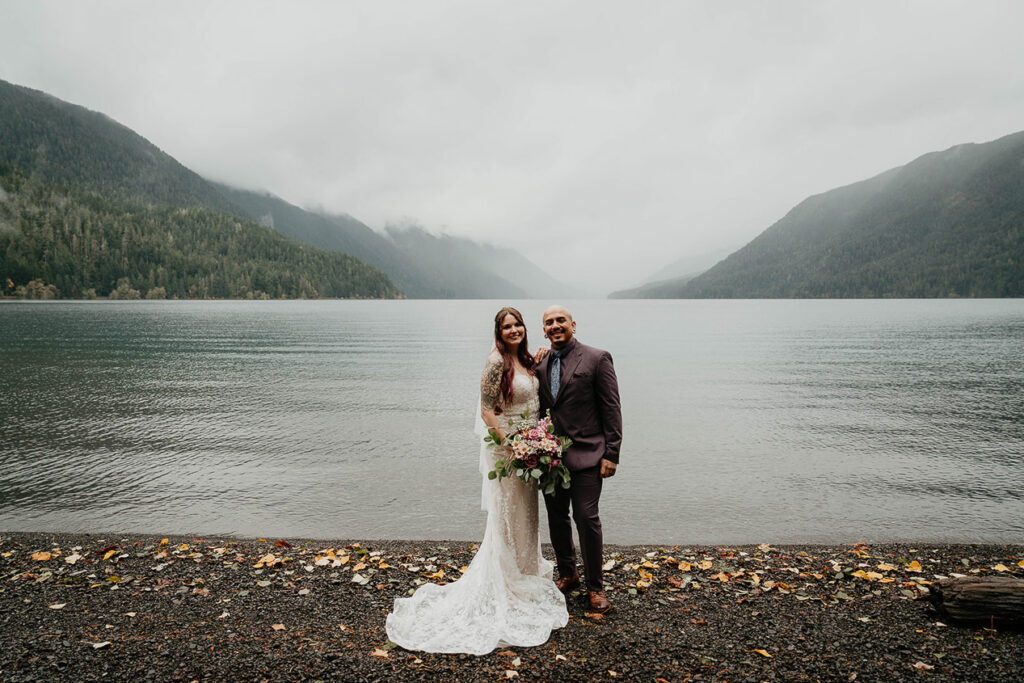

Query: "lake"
<box><xmin>1</xmin><ymin>299</ymin><xmax>1022</xmax><ymax>545</ymax></box>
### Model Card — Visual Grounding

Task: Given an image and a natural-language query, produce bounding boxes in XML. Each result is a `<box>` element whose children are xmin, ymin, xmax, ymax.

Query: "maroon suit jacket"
<box><xmin>536</xmin><ymin>339</ymin><xmax>622</xmax><ymax>471</ymax></box>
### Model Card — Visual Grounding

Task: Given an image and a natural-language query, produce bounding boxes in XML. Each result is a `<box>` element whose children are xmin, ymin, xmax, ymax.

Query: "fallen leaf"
<box><xmin>275</xmin><ymin>539</ymin><xmax>293</xmax><ymax>548</ymax></box>
<box><xmin>102</xmin><ymin>549</ymin><xmax>117</xmax><ymax>561</ymax></box>
<box><xmin>217</xmin><ymin>611</ymin><xmax>229</xmax><ymax>619</ymax></box>
<box><xmin>298</xmin><ymin>588</ymin><xmax>311</xmax><ymax>596</ymax></box>
<box><xmin>159</xmin><ymin>538</ymin><xmax>169</xmax><ymax>546</ymax></box>
<box><xmin>555</xmin><ymin>654</ymin><xmax>567</xmax><ymax>661</ymax></box>
<box><xmin>372</xmin><ymin>648</ymin><xmax>390</xmax><ymax>659</ymax></box>
<box><xmin>913</xmin><ymin>661</ymin><xmax>934</xmax><ymax>671</ymax></box>
<box><xmin>698</xmin><ymin>560</ymin><xmax>713</xmax><ymax>570</ymax></box>
<box><xmin>753</xmin><ymin>649</ymin><xmax>773</xmax><ymax>658</ymax></box>
<box><xmin>993</xmin><ymin>564</ymin><xmax>1009</xmax><ymax>572</ymax></box>
<box><xmin>178</xmin><ymin>543</ymin><xmax>189</xmax><ymax>552</ymax></box>
<box><xmin>877</xmin><ymin>562</ymin><xmax>896</xmax><ymax>571</ymax></box>
<box><xmin>31</xmin><ymin>551</ymin><xmax>52</xmax><ymax>561</ymax></box>
<box><xmin>271</xmin><ymin>623</ymin><xmax>286</xmax><ymax>631</ymax></box>
<box><xmin>584</xmin><ymin>612</ymin><xmax>605</xmax><ymax>621</ymax></box>
<box><xmin>504</xmin><ymin>671</ymin><xmax>518</xmax><ymax>679</ymax></box>
<box><xmin>64</xmin><ymin>553</ymin><xmax>83</xmax><ymax>565</ymax></box>
<box><xmin>89</xmin><ymin>641</ymin><xmax>112</xmax><ymax>649</ymax></box>
<box><xmin>907</xmin><ymin>560</ymin><xmax>923</xmax><ymax>572</ymax></box>
<box><xmin>602</xmin><ymin>559</ymin><xmax>616</xmax><ymax>571</ymax></box>
<box><xmin>49</xmin><ymin>603</ymin><xmax>66</xmax><ymax>610</ymax></box>
<box><xmin>125</xmin><ymin>612</ymin><xmax>137</xmax><ymax>617</ymax></box>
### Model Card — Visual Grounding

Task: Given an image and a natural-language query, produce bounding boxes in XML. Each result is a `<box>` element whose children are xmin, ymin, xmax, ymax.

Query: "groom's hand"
<box><xmin>600</xmin><ymin>459</ymin><xmax>617</xmax><ymax>478</ymax></box>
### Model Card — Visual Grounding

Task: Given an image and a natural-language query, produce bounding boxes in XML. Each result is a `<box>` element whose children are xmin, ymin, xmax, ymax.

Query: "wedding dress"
<box><xmin>385</xmin><ymin>372</ymin><xmax>569</xmax><ymax>654</ymax></box>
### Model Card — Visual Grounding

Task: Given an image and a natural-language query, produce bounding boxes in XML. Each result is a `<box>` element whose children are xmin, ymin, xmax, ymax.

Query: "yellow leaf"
<box><xmin>877</xmin><ymin>562</ymin><xmax>896</xmax><ymax>572</ymax></box>
<box><xmin>103</xmin><ymin>549</ymin><xmax>116</xmax><ymax>561</ymax></box>
<box><xmin>753</xmin><ymin>649</ymin><xmax>773</xmax><ymax>658</ymax></box>
<box><xmin>378</xmin><ymin>562</ymin><xmax>390</xmax><ymax>569</ymax></box>
<box><xmin>459</xmin><ymin>566</ymin><xmax>469</xmax><ymax>573</ymax></box>
<box><xmin>178</xmin><ymin>543</ymin><xmax>189</xmax><ymax>552</ymax></box>
<box><xmin>907</xmin><ymin>560</ymin><xmax>923</xmax><ymax>572</ymax></box>
<box><xmin>852</xmin><ymin>569</ymin><xmax>869</xmax><ymax>580</ymax></box>
<box><xmin>425</xmin><ymin>569</ymin><xmax>445</xmax><ymax>580</ymax></box>
<box><xmin>678</xmin><ymin>561</ymin><xmax>693</xmax><ymax>572</ymax></box>
<box><xmin>352</xmin><ymin>562</ymin><xmax>367</xmax><ymax>572</ymax></box>
<box><xmin>1018</xmin><ymin>560</ymin><xmax>1024</xmax><ymax>568</ymax></box>
<box><xmin>994</xmin><ymin>564</ymin><xmax>1009</xmax><ymax>572</ymax></box>
<box><xmin>698</xmin><ymin>560</ymin><xmax>713</xmax><ymax>570</ymax></box>
<box><xmin>31</xmin><ymin>551</ymin><xmax>52</xmax><ymax>561</ymax></box>
<box><xmin>865</xmin><ymin>571</ymin><xmax>884</xmax><ymax>581</ymax></box>
<box><xmin>159</xmin><ymin>538</ymin><xmax>169</xmax><ymax>546</ymax></box>
<box><xmin>714</xmin><ymin>572</ymin><xmax>730</xmax><ymax>582</ymax></box>
<box><xmin>258</xmin><ymin>538</ymin><xmax>267</xmax><ymax>542</ymax></box>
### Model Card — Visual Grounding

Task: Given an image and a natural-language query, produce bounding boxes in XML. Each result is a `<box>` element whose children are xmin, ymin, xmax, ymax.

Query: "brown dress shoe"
<box><xmin>588</xmin><ymin>590</ymin><xmax>611</xmax><ymax>613</ymax></box>
<box><xmin>554</xmin><ymin>573</ymin><xmax>580</xmax><ymax>593</ymax></box>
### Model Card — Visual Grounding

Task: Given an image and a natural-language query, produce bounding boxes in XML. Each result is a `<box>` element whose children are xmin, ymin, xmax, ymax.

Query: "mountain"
<box><xmin>0</xmin><ymin>78</ymin><xmax>576</xmax><ymax>299</ymax></box>
<box><xmin>0</xmin><ymin>80</ymin><xmax>234</xmax><ymax>212</ymax></box>
<box><xmin>214</xmin><ymin>182</ymin><xmax>583</xmax><ymax>299</ymax></box>
<box><xmin>609</xmin><ymin>245</ymin><xmax>735</xmax><ymax>298</ymax></box>
<box><xmin>612</xmin><ymin>131</ymin><xmax>1024</xmax><ymax>298</ymax></box>
<box><xmin>0</xmin><ymin>161</ymin><xmax>399</xmax><ymax>299</ymax></box>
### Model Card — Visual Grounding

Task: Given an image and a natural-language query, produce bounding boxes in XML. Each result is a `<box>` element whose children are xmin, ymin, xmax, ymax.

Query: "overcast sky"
<box><xmin>3</xmin><ymin>1</ymin><xmax>1024</xmax><ymax>291</ymax></box>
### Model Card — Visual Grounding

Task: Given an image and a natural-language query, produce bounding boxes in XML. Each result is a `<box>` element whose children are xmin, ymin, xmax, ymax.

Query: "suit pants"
<box><xmin>543</xmin><ymin>464</ymin><xmax>604</xmax><ymax>591</ymax></box>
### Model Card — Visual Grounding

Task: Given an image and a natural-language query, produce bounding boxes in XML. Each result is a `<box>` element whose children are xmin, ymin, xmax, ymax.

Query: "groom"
<box><xmin>536</xmin><ymin>305</ymin><xmax>622</xmax><ymax>613</ymax></box>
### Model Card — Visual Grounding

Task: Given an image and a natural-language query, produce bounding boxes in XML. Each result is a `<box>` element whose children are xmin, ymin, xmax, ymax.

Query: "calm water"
<box><xmin>1</xmin><ymin>299</ymin><xmax>1022</xmax><ymax>544</ymax></box>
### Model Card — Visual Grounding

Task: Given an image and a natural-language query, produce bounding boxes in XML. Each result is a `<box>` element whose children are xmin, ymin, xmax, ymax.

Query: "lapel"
<box><xmin>536</xmin><ymin>353</ymin><xmax>553</xmax><ymax>405</ymax></box>
<box><xmin>552</xmin><ymin>341</ymin><xmax>584</xmax><ymax>405</ymax></box>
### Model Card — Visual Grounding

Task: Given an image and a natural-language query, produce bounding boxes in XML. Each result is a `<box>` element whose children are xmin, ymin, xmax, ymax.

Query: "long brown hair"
<box><xmin>493</xmin><ymin>307</ymin><xmax>535</xmax><ymax>406</ymax></box>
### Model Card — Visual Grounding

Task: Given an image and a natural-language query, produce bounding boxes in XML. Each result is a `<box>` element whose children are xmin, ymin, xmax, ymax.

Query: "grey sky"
<box><xmin>3</xmin><ymin>1</ymin><xmax>1024</xmax><ymax>291</ymax></box>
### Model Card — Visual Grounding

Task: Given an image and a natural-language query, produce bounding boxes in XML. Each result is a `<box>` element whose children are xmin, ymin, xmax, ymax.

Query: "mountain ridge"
<box><xmin>611</xmin><ymin>131</ymin><xmax>1024</xmax><ymax>298</ymax></box>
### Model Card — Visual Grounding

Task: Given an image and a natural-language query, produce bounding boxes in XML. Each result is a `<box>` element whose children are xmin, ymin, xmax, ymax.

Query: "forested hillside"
<box><xmin>0</xmin><ymin>78</ymin><xmax>575</xmax><ymax>299</ymax></box>
<box><xmin>613</xmin><ymin>131</ymin><xmax>1024</xmax><ymax>298</ymax></box>
<box><xmin>0</xmin><ymin>164</ymin><xmax>398</xmax><ymax>299</ymax></box>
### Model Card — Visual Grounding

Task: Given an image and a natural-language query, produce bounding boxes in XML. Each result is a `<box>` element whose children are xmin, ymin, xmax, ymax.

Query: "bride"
<box><xmin>385</xmin><ymin>306</ymin><xmax>569</xmax><ymax>654</ymax></box>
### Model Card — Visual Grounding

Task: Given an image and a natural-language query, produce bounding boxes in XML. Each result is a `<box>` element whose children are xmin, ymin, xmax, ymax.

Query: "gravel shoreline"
<box><xmin>2</xmin><ymin>531</ymin><xmax>1022</xmax><ymax>681</ymax></box>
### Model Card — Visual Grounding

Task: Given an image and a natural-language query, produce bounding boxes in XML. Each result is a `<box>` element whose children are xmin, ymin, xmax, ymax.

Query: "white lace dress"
<box><xmin>385</xmin><ymin>372</ymin><xmax>568</xmax><ymax>655</ymax></box>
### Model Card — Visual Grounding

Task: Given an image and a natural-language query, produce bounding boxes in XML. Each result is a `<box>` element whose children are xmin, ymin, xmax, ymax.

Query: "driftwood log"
<box><xmin>927</xmin><ymin>576</ymin><xmax>1024</xmax><ymax>627</ymax></box>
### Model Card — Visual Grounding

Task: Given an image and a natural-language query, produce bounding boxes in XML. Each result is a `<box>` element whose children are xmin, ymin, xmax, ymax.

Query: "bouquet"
<box><xmin>485</xmin><ymin>411</ymin><xmax>572</xmax><ymax>496</ymax></box>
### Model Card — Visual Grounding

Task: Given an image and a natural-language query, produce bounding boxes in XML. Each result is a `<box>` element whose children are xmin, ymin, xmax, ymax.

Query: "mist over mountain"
<box><xmin>612</xmin><ymin>131</ymin><xmax>1024</xmax><ymax>298</ymax></box>
<box><xmin>214</xmin><ymin>183</ymin><xmax>582</xmax><ymax>299</ymax></box>
<box><xmin>610</xmin><ymin>245</ymin><xmax>736</xmax><ymax>299</ymax></box>
<box><xmin>0</xmin><ymin>78</ymin><xmax>576</xmax><ymax>299</ymax></box>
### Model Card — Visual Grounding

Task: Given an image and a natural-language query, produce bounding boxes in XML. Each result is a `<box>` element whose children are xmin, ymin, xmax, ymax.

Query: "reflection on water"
<box><xmin>1</xmin><ymin>299</ymin><xmax>1022</xmax><ymax>544</ymax></box>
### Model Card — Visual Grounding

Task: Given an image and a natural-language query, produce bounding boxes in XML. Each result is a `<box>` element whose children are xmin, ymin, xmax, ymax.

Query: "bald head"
<box><xmin>542</xmin><ymin>305</ymin><xmax>576</xmax><ymax>349</ymax></box>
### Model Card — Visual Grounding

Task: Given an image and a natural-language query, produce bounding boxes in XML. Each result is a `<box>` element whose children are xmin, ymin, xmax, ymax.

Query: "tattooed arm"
<box><xmin>480</xmin><ymin>352</ymin><xmax>507</xmax><ymax>443</ymax></box>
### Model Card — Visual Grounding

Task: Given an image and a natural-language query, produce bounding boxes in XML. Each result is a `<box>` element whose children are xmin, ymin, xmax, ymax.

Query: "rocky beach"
<box><xmin>1</xmin><ymin>532</ymin><xmax>1022</xmax><ymax>681</ymax></box>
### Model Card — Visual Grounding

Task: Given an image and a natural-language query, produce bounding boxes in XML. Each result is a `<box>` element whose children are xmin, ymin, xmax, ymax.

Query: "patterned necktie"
<box><xmin>550</xmin><ymin>349</ymin><xmax>565</xmax><ymax>400</ymax></box>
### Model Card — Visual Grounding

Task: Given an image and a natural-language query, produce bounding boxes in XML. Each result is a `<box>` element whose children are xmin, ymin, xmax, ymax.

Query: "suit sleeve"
<box><xmin>595</xmin><ymin>351</ymin><xmax>623</xmax><ymax>463</ymax></box>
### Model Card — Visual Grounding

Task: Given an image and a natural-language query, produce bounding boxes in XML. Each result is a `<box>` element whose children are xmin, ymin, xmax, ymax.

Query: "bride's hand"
<box><xmin>534</xmin><ymin>346</ymin><xmax>551</xmax><ymax>361</ymax></box>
